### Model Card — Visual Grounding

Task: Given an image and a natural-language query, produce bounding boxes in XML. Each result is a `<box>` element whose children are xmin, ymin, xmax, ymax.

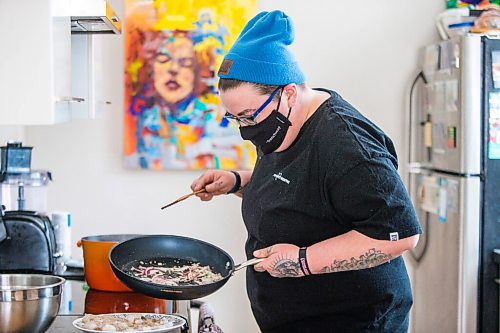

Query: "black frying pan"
<box><xmin>109</xmin><ymin>235</ymin><xmax>262</xmax><ymax>300</ymax></box>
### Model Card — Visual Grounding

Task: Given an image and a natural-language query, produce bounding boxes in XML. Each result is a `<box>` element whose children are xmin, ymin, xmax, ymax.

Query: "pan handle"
<box><xmin>234</xmin><ymin>257</ymin><xmax>265</xmax><ymax>272</ymax></box>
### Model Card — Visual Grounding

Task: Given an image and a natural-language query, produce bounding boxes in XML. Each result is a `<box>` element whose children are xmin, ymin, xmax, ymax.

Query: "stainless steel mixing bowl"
<box><xmin>0</xmin><ymin>274</ymin><xmax>65</xmax><ymax>333</ymax></box>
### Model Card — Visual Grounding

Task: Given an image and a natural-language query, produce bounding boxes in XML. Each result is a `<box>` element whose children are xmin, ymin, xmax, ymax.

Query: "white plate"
<box><xmin>72</xmin><ymin>313</ymin><xmax>186</xmax><ymax>332</ymax></box>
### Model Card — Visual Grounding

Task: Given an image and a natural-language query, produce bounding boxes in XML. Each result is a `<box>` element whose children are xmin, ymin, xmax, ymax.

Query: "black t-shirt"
<box><xmin>241</xmin><ymin>90</ymin><xmax>422</xmax><ymax>333</ymax></box>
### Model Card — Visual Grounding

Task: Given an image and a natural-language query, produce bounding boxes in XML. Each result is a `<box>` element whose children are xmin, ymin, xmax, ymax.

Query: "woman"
<box><xmin>134</xmin><ymin>31</ymin><xmax>243</xmax><ymax>169</ymax></box>
<box><xmin>191</xmin><ymin>10</ymin><xmax>421</xmax><ymax>333</ymax></box>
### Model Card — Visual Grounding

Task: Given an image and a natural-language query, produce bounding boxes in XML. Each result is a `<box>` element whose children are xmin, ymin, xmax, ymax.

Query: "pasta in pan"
<box><xmin>129</xmin><ymin>260</ymin><xmax>224</xmax><ymax>286</ymax></box>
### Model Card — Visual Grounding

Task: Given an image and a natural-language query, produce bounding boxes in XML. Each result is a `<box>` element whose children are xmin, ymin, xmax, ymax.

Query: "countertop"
<box><xmin>46</xmin><ymin>313</ymin><xmax>199</xmax><ymax>333</ymax></box>
<box><xmin>46</xmin><ymin>315</ymin><xmax>81</xmax><ymax>333</ymax></box>
<box><xmin>43</xmin><ymin>280</ymin><xmax>200</xmax><ymax>333</ymax></box>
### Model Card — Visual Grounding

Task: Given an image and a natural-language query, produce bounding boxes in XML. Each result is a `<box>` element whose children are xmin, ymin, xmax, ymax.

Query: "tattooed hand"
<box><xmin>252</xmin><ymin>244</ymin><xmax>304</xmax><ymax>278</ymax></box>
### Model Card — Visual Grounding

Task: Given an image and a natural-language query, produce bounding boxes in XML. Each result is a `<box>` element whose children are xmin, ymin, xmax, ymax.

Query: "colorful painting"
<box><xmin>123</xmin><ymin>0</ymin><xmax>257</xmax><ymax>170</ymax></box>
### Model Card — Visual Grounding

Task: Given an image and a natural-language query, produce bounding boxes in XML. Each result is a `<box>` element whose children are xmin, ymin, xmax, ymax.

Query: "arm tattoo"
<box><xmin>319</xmin><ymin>248</ymin><xmax>392</xmax><ymax>273</ymax></box>
<box><xmin>269</xmin><ymin>255</ymin><xmax>302</xmax><ymax>277</ymax></box>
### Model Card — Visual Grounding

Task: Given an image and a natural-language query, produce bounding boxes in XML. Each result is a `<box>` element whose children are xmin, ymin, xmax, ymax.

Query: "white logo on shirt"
<box><xmin>273</xmin><ymin>172</ymin><xmax>290</xmax><ymax>184</ymax></box>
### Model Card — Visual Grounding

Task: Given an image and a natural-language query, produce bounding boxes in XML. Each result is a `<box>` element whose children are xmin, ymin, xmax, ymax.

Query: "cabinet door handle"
<box><xmin>55</xmin><ymin>96</ymin><xmax>85</xmax><ymax>103</ymax></box>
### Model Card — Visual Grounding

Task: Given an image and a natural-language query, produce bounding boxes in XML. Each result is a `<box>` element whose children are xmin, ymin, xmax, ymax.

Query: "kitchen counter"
<box><xmin>44</xmin><ymin>280</ymin><xmax>195</xmax><ymax>333</ymax></box>
<box><xmin>47</xmin><ymin>315</ymin><xmax>81</xmax><ymax>333</ymax></box>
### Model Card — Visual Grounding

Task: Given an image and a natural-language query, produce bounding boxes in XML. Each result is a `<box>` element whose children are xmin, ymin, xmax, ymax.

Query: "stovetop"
<box><xmin>47</xmin><ymin>280</ymin><xmax>193</xmax><ymax>333</ymax></box>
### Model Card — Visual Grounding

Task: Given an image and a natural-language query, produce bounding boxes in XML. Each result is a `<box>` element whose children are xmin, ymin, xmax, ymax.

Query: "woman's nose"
<box><xmin>167</xmin><ymin>60</ymin><xmax>180</xmax><ymax>74</ymax></box>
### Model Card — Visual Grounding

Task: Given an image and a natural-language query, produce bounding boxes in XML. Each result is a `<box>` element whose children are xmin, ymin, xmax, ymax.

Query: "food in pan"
<box><xmin>73</xmin><ymin>313</ymin><xmax>184</xmax><ymax>331</ymax></box>
<box><xmin>128</xmin><ymin>259</ymin><xmax>224</xmax><ymax>286</ymax></box>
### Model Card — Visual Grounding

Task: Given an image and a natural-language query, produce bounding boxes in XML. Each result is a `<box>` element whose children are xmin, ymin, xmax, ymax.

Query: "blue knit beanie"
<box><xmin>217</xmin><ymin>10</ymin><xmax>305</xmax><ymax>85</ymax></box>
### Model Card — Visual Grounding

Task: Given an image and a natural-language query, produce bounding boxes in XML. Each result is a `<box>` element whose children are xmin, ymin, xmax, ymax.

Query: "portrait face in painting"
<box><xmin>153</xmin><ymin>34</ymin><xmax>196</xmax><ymax>105</ymax></box>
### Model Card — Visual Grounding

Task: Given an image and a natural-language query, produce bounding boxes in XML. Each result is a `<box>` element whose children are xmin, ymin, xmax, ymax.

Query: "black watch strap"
<box><xmin>226</xmin><ymin>171</ymin><xmax>241</xmax><ymax>194</ymax></box>
<box><xmin>299</xmin><ymin>247</ymin><xmax>312</xmax><ymax>276</ymax></box>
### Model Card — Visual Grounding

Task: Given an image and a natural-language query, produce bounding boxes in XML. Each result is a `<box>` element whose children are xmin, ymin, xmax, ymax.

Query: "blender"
<box><xmin>0</xmin><ymin>142</ymin><xmax>52</xmax><ymax>213</ymax></box>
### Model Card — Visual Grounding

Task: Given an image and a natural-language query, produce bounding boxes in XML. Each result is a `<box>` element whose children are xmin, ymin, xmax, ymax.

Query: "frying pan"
<box><xmin>109</xmin><ymin>235</ymin><xmax>263</xmax><ymax>300</ymax></box>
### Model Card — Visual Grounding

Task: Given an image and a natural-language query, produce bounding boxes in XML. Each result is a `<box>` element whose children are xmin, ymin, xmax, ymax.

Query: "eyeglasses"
<box><xmin>224</xmin><ymin>86</ymin><xmax>283</xmax><ymax>126</ymax></box>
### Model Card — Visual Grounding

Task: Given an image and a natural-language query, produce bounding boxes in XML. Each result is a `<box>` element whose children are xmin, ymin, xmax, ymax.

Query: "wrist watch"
<box><xmin>226</xmin><ymin>171</ymin><xmax>241</xmax><ymax>194</ymax></box>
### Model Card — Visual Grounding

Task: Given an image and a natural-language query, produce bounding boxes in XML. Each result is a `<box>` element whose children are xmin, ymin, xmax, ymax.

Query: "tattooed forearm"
<box><xmin>319</xmin><ymin>248</ymin><xmax>392</xmax><ymax>273</ymax></box>
<box><xmin>270</xmin><ymin>255</ymin><xmax>302</xmax><ymax>277</ymax></box>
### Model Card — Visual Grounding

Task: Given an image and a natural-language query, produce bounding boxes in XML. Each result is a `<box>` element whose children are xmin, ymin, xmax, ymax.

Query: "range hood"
<box><xmin>71</xmin><ymin>0</ymin><xmax>121</xmax><ymax>34</ymax></box>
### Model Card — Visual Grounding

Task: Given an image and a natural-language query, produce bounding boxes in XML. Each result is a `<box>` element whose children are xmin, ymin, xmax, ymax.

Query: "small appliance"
<box><xmin>0</xmin><ymin>142</ymin><xmax>52</xmax><ymax>213</ymax></box>
<box><xmin>0</xmin><ymin>207</ymin><xmax>58</xmax><ymax>273</ymax></box>
<box><xmin>0</xmin><ymin>142</ymin><xmax>58</xmax><ymax>273</ymax></box>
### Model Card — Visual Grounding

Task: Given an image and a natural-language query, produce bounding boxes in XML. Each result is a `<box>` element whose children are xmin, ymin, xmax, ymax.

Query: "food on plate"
<box><xmin>75</xmin><ymin>313</ymin><xmax>178</xmax><ymax>332</ymax></box>
<box><xmin>129</xmin><ymin>259</ymin><xmax>224</xmax><ymax>286</ymax></box>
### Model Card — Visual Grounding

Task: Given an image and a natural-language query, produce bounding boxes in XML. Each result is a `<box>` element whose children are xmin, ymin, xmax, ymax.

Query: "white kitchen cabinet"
<box><xmin>0</xmin><ymin>0</ymin><xmax>79</xmax><ymax>125</ymax></box>
<box><xmin>71</xmin><ymin>35</ymin><xmax>112</xmax><ymax>119</ymax></box>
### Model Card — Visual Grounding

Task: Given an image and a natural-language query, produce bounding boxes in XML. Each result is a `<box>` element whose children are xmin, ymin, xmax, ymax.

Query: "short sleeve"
<box><xmin>327</xmin><ymin>157</ymin><xmax>422</xmax><ymax>240</ymax></box>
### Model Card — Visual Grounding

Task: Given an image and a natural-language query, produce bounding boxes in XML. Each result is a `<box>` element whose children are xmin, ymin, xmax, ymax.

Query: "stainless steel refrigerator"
<box><xmin>407</xmin><ymin>34</ymin><xmax>500</xmax><ymax>333</ymax></box>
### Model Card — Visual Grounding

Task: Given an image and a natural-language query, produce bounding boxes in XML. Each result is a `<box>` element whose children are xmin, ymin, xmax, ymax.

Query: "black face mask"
<box><xmin>239</xmin><ymin>106</ymin><xmax>292</xmax><ymax>155</ymax></box>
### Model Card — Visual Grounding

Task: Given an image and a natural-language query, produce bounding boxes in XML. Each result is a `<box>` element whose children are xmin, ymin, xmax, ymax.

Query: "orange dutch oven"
<box><xmin>77</xmin><ymin>235</ymin><xmax>142</xmax><ymax>292</ymax></box>
<box><xmin>84</xmin><ymin>289</ymin><xmax>167</xmax><ymax>314</ymax></box>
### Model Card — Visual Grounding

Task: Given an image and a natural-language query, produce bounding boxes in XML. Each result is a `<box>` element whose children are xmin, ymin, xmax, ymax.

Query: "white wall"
<box><xmin>0</xmin><ymin>126</ymin><xmax>24</xmax><ymax>144</ymax></box>
<box><xmin>23</xmin><ymin>1</ymin><xmax>443</xmax><ymax>332</ymax></box>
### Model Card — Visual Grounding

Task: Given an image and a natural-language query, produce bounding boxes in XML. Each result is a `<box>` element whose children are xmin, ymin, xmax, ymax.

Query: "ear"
<box><xmin>283</xmin><ymin>84</ymin><xmax>298</xmax><ymax>108</ymax></box>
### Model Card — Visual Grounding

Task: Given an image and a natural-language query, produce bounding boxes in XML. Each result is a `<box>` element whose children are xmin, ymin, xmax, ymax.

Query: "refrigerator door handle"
<box><xmin>407</xmin><ymin>164</ymin><xmax>430</xmax><ymax>174</ymax></box>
